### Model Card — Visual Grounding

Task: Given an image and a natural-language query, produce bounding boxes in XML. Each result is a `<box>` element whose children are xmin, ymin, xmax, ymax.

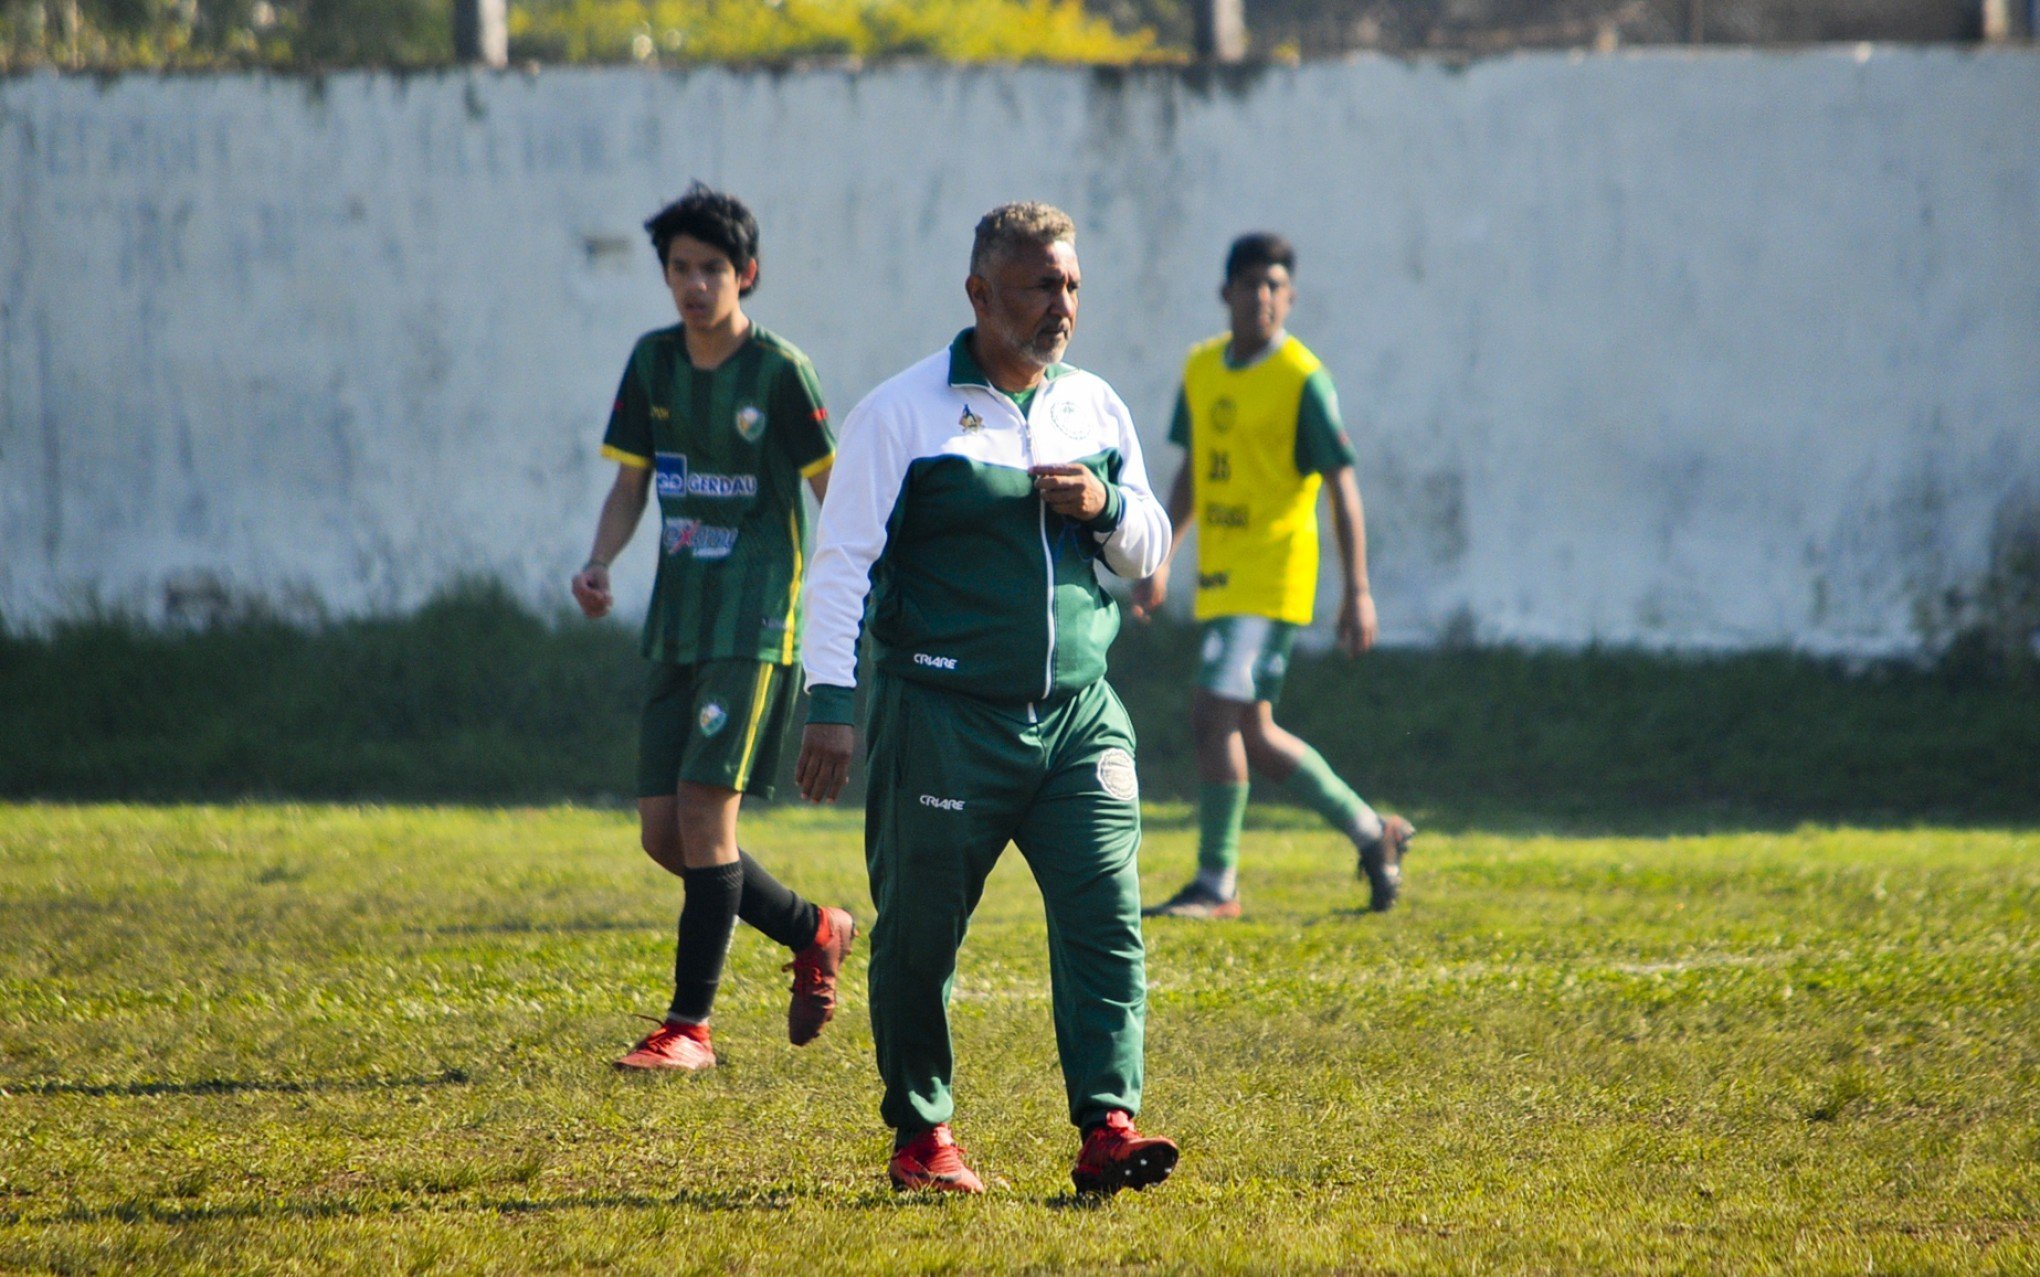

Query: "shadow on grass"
<box><xmin>12</xmin><ymin>1069</ymin><xmax>472</xmax><ymax>1100</ymax></box>
<box><xmin>425</xmin><ymin>919</ymin><xmax>643</xmax><ymax>936</ymax></box>
<box><xmin>1230</xmin><ymin>801</ymin><xmax>2040</xmax><ymax>841</ymax></box>
<box><xmin>38</xmin><ymin>1183</ymin><xmax>879</xmax><ymax>1228</ymax></box>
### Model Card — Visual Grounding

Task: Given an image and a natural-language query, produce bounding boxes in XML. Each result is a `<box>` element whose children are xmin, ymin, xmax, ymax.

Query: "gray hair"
<box><xmin>970</xmin><ymin>202</ymin><xmax>1077</xmax><ymax>276</ymax></box>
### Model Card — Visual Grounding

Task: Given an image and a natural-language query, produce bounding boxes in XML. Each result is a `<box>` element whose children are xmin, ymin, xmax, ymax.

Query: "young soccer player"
<box><xmin>571</xmin><ymin>183</ymin><xmax>854</xmax><ymax>1070</ymax></box>
<box><xmin>1134</xmin><ymin>232</ymin><xmax>1415</xmax><ymax>919</ymax></box>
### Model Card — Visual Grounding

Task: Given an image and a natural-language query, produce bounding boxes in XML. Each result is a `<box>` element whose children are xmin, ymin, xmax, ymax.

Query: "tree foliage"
<box><xmin>0</xmin><ymin>0</ymin><xmax>1160</xmax><ymax>68</ymax></box>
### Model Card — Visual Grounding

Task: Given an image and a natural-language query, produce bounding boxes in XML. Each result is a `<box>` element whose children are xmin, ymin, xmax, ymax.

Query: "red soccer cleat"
<box><xmin>784</xmin><ymin>906</ymin><xmax>857</xmax><ymax>1046</ymax></box>
<box><xmin>613</xmin><ymin>1017</ymin><xmax>715</xmax><ymax>1071</ymax></box>
<box><xmin>1071</xmin><ymin>1110</ymin><xmax>1178</xmax><ymax>1196</ymax></box>
<box><xmin>888</xmin><ymin>1124</ymin><xmax>985</xmax><ymax>1194</ymax></box>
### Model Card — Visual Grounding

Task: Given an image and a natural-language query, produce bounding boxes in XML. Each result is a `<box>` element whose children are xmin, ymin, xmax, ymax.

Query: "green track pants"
<box><xmin>863</xmin><ymin>672</ymin><xmax>1147</xmax><ymax>1133</ymax></box>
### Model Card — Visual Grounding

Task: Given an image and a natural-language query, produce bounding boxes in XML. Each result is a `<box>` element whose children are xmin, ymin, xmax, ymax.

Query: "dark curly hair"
<box><xmin>644</xmin><ymin>182</ymin><xmax>761</xmax><ymax>296</ymax></box>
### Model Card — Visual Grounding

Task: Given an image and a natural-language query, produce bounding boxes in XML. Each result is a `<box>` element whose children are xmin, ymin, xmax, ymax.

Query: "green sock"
<box><xmin>1282</xmin><ymin>745</ymin><xmax>1383</xmax><ymax>843</ymax></box>
<box><xmin>1196</xmin><ymin>782</ymin><xmax>1250</xmax><ymax>880</ymax></box>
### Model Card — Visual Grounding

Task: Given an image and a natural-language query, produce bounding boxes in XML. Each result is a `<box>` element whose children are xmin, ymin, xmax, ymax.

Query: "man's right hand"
<box><xmin>1130</xmin><ymin>566</ymin><xmax>1168</xmax><ymax>622</ymax></box>
<box><xmin>795</xmin><ymin>723</ymin><xmax>856</xmax><ymax>803</ymax></box>
<box><xmin>571</xmin><ymin>564</ymin><xmax>613</xmax><ymax>619</ymax></box>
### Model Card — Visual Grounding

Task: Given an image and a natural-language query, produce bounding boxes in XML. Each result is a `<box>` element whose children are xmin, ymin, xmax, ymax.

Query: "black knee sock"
<box><xmin>736</xmin><ymin>848</ymin><xmax>822</xmax><ymax>952</ymax></box>
<box><xmin>668</xmin><ymin>862</ymin><xmax>743</xmax><ymax>1023</ymax></box>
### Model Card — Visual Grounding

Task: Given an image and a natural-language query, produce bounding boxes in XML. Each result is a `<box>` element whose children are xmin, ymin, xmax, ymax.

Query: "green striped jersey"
<box><xmin>601</xmin><ymin>324</ymin><xmax>835</xmax><ymax>665</ymax></box>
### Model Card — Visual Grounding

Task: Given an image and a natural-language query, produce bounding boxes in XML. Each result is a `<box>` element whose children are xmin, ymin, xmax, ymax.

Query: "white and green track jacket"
<box><xmin>803</xmin><ymin>330</ymin><xmax>1172</xmax><ymax>720</ymax></box>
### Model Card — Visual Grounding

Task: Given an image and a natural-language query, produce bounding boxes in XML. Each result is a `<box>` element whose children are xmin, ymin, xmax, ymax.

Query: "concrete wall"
<box><xmin>3</xmin><ymin>50</ymin><xmax>2036</xmax><ymax>653</ymax></box>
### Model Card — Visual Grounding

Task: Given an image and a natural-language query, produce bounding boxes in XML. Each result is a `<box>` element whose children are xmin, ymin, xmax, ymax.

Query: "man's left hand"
<box><xmin>1338</xmin><ymin>589</ymin><xmax>1378</xmax><ymax>659</ymax></box>
<box><xmin>1030</xmin><ymin>464</ymin><xmax>1107</xmax><ymax>522</ymax></box>
<box><xmin>795</xmin><ymin>723</ymin><xmax>856</xmax><ymax>804</ymax></box>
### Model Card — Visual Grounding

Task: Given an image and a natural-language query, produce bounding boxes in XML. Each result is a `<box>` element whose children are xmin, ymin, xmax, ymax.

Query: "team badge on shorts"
<box><xmin>1096</xmin><ymin>747</ymin><xmax>1139</xmax><ymax>802</ymax></box>
<box><xmin>734</xmin><ymin>404</ymin><xmax>765</xmax><ymax>443</ymax></box>
<box><xmin>698</xmin><ymin>701</ymin><xmax>730</xmax><ymax>737</ymax></box>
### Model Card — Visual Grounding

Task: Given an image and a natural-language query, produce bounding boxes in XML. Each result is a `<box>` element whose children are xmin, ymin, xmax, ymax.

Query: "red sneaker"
<box><xmin>784</xmin><ymin>906</ymin><xmax>857</xmax><ymax>1046</ymax></box>
<box><xmin>613</xmin><ymin>1018</ymin><xmax>715</xmax><ymax>1071</ymax></box>
<box><xmin>888</xmin><ymin>1124</ymin><xmax>985</xmax><ymax>1194</ymax></box>
<box><xmin>1071</xmin><ymin>1110</ymin><xmax>1178</xmax><ymax>1196</ymax></box>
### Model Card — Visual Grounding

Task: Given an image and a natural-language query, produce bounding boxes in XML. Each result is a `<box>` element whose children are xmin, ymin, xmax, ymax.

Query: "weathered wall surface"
<box><xmin>3</xmin><ymin>51</ymin><xmax>2036</xmax><ymax>653</ymax></box>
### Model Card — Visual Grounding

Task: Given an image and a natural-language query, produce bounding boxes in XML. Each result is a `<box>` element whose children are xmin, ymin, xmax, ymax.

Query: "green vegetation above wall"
<box><xmin>0</xmin><ymin>0</ymin><xmax>1160</xmax><ymax>69</ymax></box>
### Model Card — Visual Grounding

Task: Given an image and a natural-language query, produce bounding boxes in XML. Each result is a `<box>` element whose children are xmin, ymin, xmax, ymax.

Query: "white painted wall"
<box><xmin>3</xmin><ymin>51</ymin><xmax>2036</xmax><ymax>653</ymax></box>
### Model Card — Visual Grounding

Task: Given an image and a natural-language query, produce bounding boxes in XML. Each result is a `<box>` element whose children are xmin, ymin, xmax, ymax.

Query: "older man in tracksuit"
<box><xmin>795</xmin><ymin>202</ymin><xmax>1179</xmax><ymax>1197</ymax></box>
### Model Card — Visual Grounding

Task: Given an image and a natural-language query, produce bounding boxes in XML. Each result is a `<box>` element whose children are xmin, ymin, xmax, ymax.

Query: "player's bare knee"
<box><xmin>639</xmin><ymin>827</ymin><xmax>684</xmax><ymax>873</ymax></box>
<box><xmin>1241</xmin><ymin>736</ymin><xmax>1284</xmax><ymax>776</ymax></box>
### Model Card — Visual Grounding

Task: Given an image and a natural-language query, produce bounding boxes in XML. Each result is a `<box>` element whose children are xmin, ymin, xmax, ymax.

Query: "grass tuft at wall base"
<box><xmin>3</xmin><ymin>579</ymin><xmax>2035</xmax><ymax>828</ymax></box>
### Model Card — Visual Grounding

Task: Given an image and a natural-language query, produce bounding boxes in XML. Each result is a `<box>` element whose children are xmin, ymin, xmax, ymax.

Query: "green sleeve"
<box><xmin>1294</xmin><ymin>368</ymin><xmax>1358</xmax><ymax>476</ymax></box>
<box><xmin>1167</xmin><ymin>386</ymin><xmax>1190</xmax><ymax>448</ymax></box>
<box><xmin>806</xmin><ymin>684</ymin><xmax>856</xmax><ymax>725</ymax></box>
<box><xmin>599</xmin><ymin>348</ymin><xmax>654</xmax><ymax>467</ymax></box>
<box><xmin>771</xmin><ymin>357</ymin><xmax>836</xmax><ymax>478</ymax></box>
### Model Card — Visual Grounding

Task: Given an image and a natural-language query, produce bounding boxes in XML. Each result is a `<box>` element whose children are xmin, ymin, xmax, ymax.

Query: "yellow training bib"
<box><xmin>1182</xmin><ymin>334</ymin><xmax>1324</xmax><ymax>626</ymax></box>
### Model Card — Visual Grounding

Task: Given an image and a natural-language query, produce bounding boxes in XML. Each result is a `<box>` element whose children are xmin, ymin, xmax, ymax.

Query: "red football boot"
<box><xmin>613</xmin><ymin>1018</ymin><xmax>715</xmax><ymax>1071</ymax></box>
<box><xmin>888</xmin><ymin>1124</ymin><xmax>985</xmax><ymax>1194</ymax></box>
<box><xmin>784</xmin><ymin>906</ymin><xmax>857</xmax><ymax>1046</ymax></box>
<box><xmin>1071</xmin><ymin>1110</ymin><xmax>1178</xmax><ymax>1196</ymax></box>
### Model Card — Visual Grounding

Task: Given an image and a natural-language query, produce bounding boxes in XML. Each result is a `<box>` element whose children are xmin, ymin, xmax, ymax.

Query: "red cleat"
<box><xmin>1071</xmin><ymin>1110</ymin><xmax>1178</xmax><ymax>1196</ymax></box>
<box><xmin>784</xmin><ymin>906</ymin><xmax>857</xmax><ymax>1046</ymax></box>
<box><xmin>613</xmin><ymin>1017</ymin><xmax>715</xmax><ymax>1071</ymax></box>
<box><xmin>888</xmin><ymin>1124</ymin><xmax>985</xmax><ymax>1194</ymax></box>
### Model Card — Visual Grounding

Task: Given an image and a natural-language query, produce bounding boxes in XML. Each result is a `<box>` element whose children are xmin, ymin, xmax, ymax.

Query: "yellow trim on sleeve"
<box><xmin>732</xmin><ymin>664</ymin><xmax>777</xmax><ymax>791</ymax></box>
<box><xmin>602</xmin><ymin>443</ymin><xmax>652</xmax><ymax>469</ymax></box>
<box><xmin>798</xmin><ymin>453</ymin><xmax>836</xmax><ymax>480</ymax></box>
<box><xmin>780</xmin><ymin>504</ymin><xmax>803</xmax><ymax>664</ymax></box>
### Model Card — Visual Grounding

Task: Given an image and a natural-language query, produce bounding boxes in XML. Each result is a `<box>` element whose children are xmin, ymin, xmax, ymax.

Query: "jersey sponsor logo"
<box><xmin>651</xmin><ymin>405</ymin><xmax>671</xmax><ymax>420</ymax></box>
<box><xmin>655</xmin><ymin>453</ymin><xmax>759</xmax><ymax>500</ymax></box>
<box><xmin>1210</xmin><ymin>397</ymin><xmax>1237</xmax><ymax>434</ymax></box>
<box><xmin>912</xmin><ymin>653</ymin><xmax>958</xmax><ymax>670</ymax></box>
<box><xmin>654</xmin><ymin>452</ymin><xmax>689</xmax><ymax>499</ymax></box>
<box><xmin>1096</xmin><ymin>747</ymin><xmax>1138</xmax><ymax>802</ymax></box>
<box><xmin>698</xmin><ymin>701</ymin><xmax>730</xmax><ymax>737</ymax></box>
<box><xmin>919</xmin><ymin>794</ymin><xmax>966</xmax><ymax>811</ymax></box>
<box><xmin>1198</xmin><ymin>571</ymin><xmax>1231</xmax><ymax>590</ymax></box>
<box><xmin>1048</xmin><ymin>397</ymin><xmax>1089</xmax><ymax>441</ymax></box>
<box><xmin>661</xmin><ymin>516</ymin><xmax>740</xmax><ymax>560</ymax></box>
<box><xmin>1206</xmin><ymin>503</ymin><xmax>1251</xmax><ymax>529</ymax></box>
<box><xmin>689</xmin><ymin>472</ymin><xmax>759</xmax><ymax>499</ymax></box>
<box><xmin>734</xmin><ymin>403</ymin><xmax>766</xmax><ymax>443</ymax></box>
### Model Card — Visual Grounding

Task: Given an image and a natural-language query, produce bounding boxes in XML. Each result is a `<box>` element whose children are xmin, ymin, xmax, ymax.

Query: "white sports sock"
<box><xmin>1195</xmin><ymin>867</ymin><xmax>1237</xmax><ymax>899</ymax></box>
<box><xmin>1345</xmin><ymin>806</ymin><xmax>1386</xmax><ymax>847</ymax></box>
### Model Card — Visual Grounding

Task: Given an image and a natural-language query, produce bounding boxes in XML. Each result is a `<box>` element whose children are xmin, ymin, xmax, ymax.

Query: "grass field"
<box><xmin>2</xmin><ymin>803</ymin><xmax>2035</xmax><ymax>1273</ymax></box>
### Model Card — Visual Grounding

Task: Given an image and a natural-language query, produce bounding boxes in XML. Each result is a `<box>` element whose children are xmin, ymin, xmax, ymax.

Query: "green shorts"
<box><xmin>636</xmin><ymin>659</ymin><xmax>797</xmax><ymax>799</ymax></box>
<box><xmin>1196</xmin><ymin>614</ymin><xmax>1300</xmax><ymax>705</ymax></box>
